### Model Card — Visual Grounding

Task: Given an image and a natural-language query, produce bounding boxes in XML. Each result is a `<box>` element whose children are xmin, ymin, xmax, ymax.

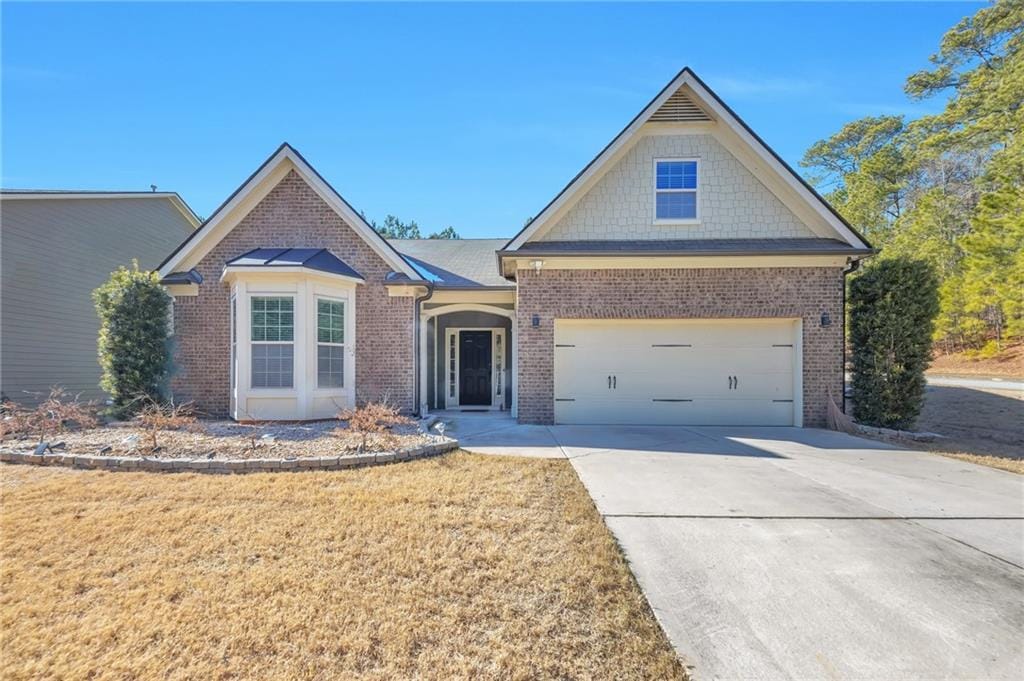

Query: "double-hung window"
<box><xmin>655</xmin><ymin>159</ymin><xmax>699</xmax><ymax>221</ymax></box>
<box><xmin>316</xmin><ymin>298</ymin><xmax>345</xmax><ymax>388</ymax></box>
<box><xmin>250</xmin><ymin>296</ymin><xmax>294</xmax><ymax>388</ymax></box>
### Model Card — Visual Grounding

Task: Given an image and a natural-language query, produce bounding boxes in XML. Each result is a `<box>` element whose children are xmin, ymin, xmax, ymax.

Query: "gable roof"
<box><xmin>157</xmin><ymin>143</ymin><xmax>423</xmax><ymax>281</ymax></box>
<box><xmin>0</xmin><ymin>189</ymin><xmax>200</xmax><ymax>230</ymax></box>
<box><xmin>503</xmin><ymin>67</ymin><xmax>871</xmax><ymax>252</ymax></box>
<box><xmin>390</xmin><ymin>239</ymin><xmax>512</xmax><ymax>288</ymax></box>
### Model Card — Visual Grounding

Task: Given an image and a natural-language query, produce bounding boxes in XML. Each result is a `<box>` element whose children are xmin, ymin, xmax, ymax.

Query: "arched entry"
<box><xmin>420</xmin><ymin>303</ymin><xmax>517</xmax><ymax>417</ymax></box>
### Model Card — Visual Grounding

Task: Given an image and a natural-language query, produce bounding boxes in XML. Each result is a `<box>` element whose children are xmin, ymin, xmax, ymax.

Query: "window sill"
<box><xmin>653</xmin><ymin>219</ymin><xmax>701</xmax><ymax>226</ymax></box>
<box><xmin>247</xmin><ymin>388</ymin><xmax>297</xmax><ymax>397</ymax></box>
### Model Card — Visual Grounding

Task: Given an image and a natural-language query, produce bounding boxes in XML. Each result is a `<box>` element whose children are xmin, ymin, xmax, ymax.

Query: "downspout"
<box><xmin>841</xmin><ymin>257</ymin><xmax>863</xmax><ymax>413</ymax></box>
<box><xmin>413</xmin><ymin>284</ymin><xmax>434</xmax><ymax>417</ymax></box>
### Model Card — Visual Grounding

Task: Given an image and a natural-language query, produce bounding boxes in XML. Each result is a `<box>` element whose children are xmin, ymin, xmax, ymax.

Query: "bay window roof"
<box><xmin>224</xmin><ymin>248</ymin><xmax>364</xmax><ymax>282</ymax></box>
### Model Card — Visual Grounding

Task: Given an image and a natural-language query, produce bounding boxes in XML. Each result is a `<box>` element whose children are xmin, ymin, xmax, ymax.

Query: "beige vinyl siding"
<box><xmin>1</xmin><ymin>197</ymin><xmax>195</xmax><ymax>405</ymax></box>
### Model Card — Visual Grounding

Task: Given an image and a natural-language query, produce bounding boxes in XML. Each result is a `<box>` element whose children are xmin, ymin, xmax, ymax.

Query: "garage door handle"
<box><xmin>734</xmin><ymin>375</ymin><xmax>738</xmax><ymax>390</ymax></box>
<box><xmin>613</xmin><ymin>375</ymin><xmax>617</xmax><ymax>389</ymax></box>
<box><xmin>608</xmin><ymin>375</ymin><xmax>612</xmax><ymax>389</ymax></box>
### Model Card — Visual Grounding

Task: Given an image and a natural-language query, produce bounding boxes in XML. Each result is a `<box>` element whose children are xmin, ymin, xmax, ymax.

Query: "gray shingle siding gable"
<box><xmin>1</xmin><ymin>197</ymin><xmax>196</xmax><ymax>405</ymax></box>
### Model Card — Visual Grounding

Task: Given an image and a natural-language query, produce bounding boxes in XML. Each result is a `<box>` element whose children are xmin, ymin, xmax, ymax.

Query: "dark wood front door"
<box><xmin>459</xmin><ymin>331</ymin><xmax>492</xmax><ymax>406</ymax></box>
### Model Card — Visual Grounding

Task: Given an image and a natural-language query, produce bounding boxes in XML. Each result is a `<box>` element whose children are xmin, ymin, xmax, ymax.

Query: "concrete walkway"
<box><xmin>447</xmin><ymin>414</ymin><xmax>1024</xmax><ymax>680</ymax></box>
<box><xmin>438</xmin><ymin>411</ymin><xmax>565</xmax><ymax>458</ymax></box>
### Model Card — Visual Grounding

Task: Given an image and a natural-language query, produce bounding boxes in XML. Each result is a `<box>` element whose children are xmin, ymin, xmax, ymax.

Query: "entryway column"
<box><xmin>510</xmin><ymin>320</ymin><xmax>518</xmax><ymax>418</ymax></box>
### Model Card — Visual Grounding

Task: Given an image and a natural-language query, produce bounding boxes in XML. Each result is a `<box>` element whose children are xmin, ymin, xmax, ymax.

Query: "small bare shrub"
<box><xmin>236</xmin><ymin>410</ymin><xmax>275</xmax><ymax>452</ymax></box>
<box><xmin>134</xmin><ymin>397</ymin><xmax>198</xmax><ymax>452</ymax></box>
<box><xmin>2</xmin><ymin>387</ymin><xmax>99</xmax><ymax>444</ymax></box>
<box><xmin>337</xmin><ymin>400</ymin><xmax>412</xmax><ymax>452</ymax></box>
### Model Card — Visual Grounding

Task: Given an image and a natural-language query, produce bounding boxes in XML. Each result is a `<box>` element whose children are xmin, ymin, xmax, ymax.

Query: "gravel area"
<box><xmin>1</xmin><ymin>420</ymin><xmax>440</xmax><ymax>460</ymax></box>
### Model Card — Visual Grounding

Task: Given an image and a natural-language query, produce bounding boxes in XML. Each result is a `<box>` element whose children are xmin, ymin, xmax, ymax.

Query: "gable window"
<box><xmin>654</xmin><ymin>159</ymin><xmax>699</xmax><ymax>221</ymax></box>
<box><xmin>316</xmin><ymin>298</ymin><xmax>345</xmax><ymax>388</ymax></box>
<box><xmin>251</xmin><ymin>296</ymin><xmax>294</xmax><ymax>388</ymax></box>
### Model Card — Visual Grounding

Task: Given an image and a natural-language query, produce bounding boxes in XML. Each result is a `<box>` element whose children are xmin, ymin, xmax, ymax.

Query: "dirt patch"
<box><xmin>917</xmin><ymin>385</ymin><xmax>1023</xmax><ymax>458</ymax></box>
<box><xmin>0</xmin><ymin>453</ymin><xmax>685</xmax><ymax>680</ymax></box>
<box><xmin>857</xmin><ymin>384</ymin><xmax>1023</xmax><ymax>472</ymax></box>
<box><xmin>929</xmin><ymin>343</ymin><xmax>1023</xmax><ymax>379</ymax></box>
<box><xmin>1</xmin><ymin>420</ymin><xmax>438</xmax><ymax>460</ymax></box>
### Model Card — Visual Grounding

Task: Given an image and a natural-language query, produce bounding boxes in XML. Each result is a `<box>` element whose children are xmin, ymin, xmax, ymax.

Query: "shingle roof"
<box><xmin>508</xmin><ymin>238</ymin><xmax>872</xmax><ymax>256</ymax></box>
<box><xmin>390</xmin><ymin>239</ymin><xmax>512</xmax><ymax>288</ymax></box>
<box><xmin>225</xmin><ymin>248</ymin><xmax>364</xmax><ymax>280</ymax></box>
<box><xmin>160</xmin><ymin>269</ymin><xmax>203</xmax><ymax>285</ymax></box>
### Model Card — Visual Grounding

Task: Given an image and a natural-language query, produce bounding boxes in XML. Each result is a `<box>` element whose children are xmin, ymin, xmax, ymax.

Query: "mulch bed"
<box><xmin>1</xmin><ymin>420</ymin><xmax>440</xmax><ymax>460</ymax></box>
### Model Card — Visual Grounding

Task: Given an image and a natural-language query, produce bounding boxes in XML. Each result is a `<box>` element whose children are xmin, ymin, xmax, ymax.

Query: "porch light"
<box><xmin>532</xmin><ymin>314</ymin><xmax>540</xmax><ymax>328</ymax></box>
<box><xmin>530</xmin><ymin>259</ymin><xmax>544</xmax><ymax>273</ymax></box>
<box><xmin>820</xmin><ymin>311</ymin><xmax>832</xmax><ymax>327</ymax></box>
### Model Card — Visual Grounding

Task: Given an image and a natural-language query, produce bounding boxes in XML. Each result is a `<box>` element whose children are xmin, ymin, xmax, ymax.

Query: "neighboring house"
<box><xmin>158</xmin><ymin>68</ymin><xmax>872</xmax><ymax>427</ymax></box>
<box><xmin>1</xmin><ymin>191</ymin><xmax>199</xmax><ymax>405</ymax></box>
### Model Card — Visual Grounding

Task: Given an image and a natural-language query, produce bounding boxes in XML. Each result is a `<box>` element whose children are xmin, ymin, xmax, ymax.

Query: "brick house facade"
<box><xmin>170</xmin><ymin>170</ymin><xmax>415</xmax><ymax>418</ymax></box>
<box><xmin>159</xmin><ymin>68</ymin><xmax>871</xmax><ymax>427</ymax></box>
<box><xmin>515</xmin><ymin>267</ymin><xmax>844</xmax><ymax>426</ymax></box>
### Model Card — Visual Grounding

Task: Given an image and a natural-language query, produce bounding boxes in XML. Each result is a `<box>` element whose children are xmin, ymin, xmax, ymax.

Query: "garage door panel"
<box><xmin>554</xmin><ymin>395</ymin><xmax>633</xmax><ymax>425</ymax></box>
<box><xmin>558</xmin><ymin>397</ymin><xmax>795</xmax><ymax>426</ymax></box>
<box><xmin>673</xmin><ymin>399</ymin><xmax>794</xmax><ymax>426</ymax></box>
<box><xmin>554</xmin><ymin>347</ymin><xmax>620</xmax><ymax>396</ymax></box>
<box><xmin>553</xmin><ymin>319</ymin><xmax>800</xmax><ymax>426</ymax></box>
<box><xmin>638</xmin><ymin>373</ymin><xmax>793</xmax><ymax>401</ymax></box>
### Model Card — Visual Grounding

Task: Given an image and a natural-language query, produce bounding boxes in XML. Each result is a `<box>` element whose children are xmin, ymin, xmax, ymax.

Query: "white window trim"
<box><xmin>443</xmin><ymin>327</ymin><xmax>506</xmax><ymax>411</ymax></box>
<box><xmin>653</xmin><ymin>157</ymin><xmax>700</xmax><ymax>225</ymax></box>
<box><xmin>249</xmin><ymin>295</ymin><xmax>296</xmax><ymax>391</ymax></box>
<box><xmin>314</xmin><ymin>295</ymin><xmax>346</xmax><ymax>390</ymax></box>
<box><xmin>230</xmin><ymin>293</ymin><xmax>237</xmax><ymax>415</ymax></box>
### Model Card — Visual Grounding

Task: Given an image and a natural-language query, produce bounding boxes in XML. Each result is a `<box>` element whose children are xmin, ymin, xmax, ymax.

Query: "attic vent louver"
<box><xmin>649</xmin><ymin>88</ymin><xmax>712</xmax><ymax>122</ymax></box>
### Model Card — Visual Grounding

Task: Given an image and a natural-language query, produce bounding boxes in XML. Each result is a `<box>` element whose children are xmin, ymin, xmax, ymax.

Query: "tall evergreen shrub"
<box><xmin>849</xmin><ymin>257</ymin><xmax>939</xmax><ymax>429</ymax></box>
<box><xmin>93</xmin><ymin>261</ymin><xmax>171</xmax><ymax>416</ymax></box>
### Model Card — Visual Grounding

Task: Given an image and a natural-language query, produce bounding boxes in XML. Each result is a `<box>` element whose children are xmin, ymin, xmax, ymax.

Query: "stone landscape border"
<box><xmin>0</xmin><ymin>437</ymin><xmax>460</xmax><ymax>474</ymax></box>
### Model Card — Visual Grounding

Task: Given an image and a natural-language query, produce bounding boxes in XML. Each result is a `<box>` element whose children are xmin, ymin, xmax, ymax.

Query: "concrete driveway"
<box><xmin>456</xmin><ymin>418</ymin><xmax>1024</xmax><ymax>679</ymax></box>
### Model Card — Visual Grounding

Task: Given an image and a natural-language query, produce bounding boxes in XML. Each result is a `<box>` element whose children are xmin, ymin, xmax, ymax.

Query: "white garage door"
<box><xmin>554</xmin><ymin>319</ymin><xmax>801</xmax><ymax>426</ymax></box>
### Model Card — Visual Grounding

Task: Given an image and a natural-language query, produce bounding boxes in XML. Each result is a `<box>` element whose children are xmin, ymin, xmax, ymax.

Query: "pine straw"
<box><xmin>929</xmin><ymin>343</ymin><xmax>1023</xmax><ymax>379</ymax></box>
<box><xmin>0</xmin><ymin>453</ymin><xmax>685</xmax><ymax>680</ymax></box>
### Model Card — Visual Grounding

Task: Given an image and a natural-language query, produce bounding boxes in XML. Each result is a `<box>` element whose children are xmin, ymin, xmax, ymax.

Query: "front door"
<box><xmin>459</xmin><ymin>330</ymin><xmax>493</xmax><ymax>406</ymax></box>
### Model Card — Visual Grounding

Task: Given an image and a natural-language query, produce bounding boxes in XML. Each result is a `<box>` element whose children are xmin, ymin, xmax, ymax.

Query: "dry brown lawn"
<box><xmin>0</xmin><ymin>453</ymin><xmax>684</xmax><ymax>680</ymax></box>
<box><xmin>935</xmin><ymin>452</ymin><xmax>1024</xmax><ymax>475</ymax></box>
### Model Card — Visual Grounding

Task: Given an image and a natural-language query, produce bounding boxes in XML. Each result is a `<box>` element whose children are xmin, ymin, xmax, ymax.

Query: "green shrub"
<box><xmin>849</xmin><ymin>257</ymin><xmax>940</xmax><ymax>429</ymax></box>
<box><xmin>93</xmin><ymin>261</ymin><xmax>171</xmax><ymax>416</ymax></box>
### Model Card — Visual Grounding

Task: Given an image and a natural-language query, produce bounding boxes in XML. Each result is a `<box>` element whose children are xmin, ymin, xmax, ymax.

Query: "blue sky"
<box><xmin>3</xmin><ymin>2</ymin><xmax>977</xmax><ymax>237</ymax></box>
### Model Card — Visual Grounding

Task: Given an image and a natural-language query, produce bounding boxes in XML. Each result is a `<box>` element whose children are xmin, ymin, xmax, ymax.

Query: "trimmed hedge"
<box><xmin>93</xmin><ymin>262</ymin><xmax>171</xmax><ymax>416</ymax></box>
<box><xmin>849</xmin><ymin>257</ymin><xmax>939</xmax><ymax>429</ymax></box>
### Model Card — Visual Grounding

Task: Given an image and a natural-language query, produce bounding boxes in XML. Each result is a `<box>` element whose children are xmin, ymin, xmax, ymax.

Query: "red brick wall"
<box><xmin>170</xmin><ymin>170</ymin><xmax>415</xmax><ymax>417</ymax></box>
<box><xmin>515</xmin><ymin>267</ymin><xmax>845</xmax><ymax>427</ymax></box>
